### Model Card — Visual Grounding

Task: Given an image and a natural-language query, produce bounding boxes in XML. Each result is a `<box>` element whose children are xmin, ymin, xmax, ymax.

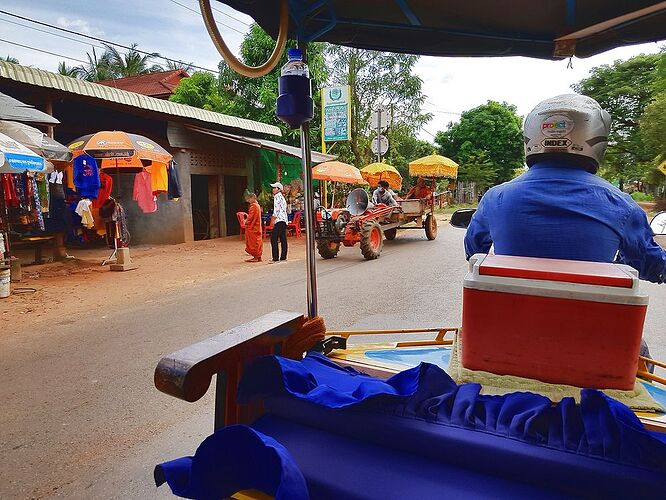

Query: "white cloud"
<box><xmin>56</xmin><ymin>16</ymin><xmax>104</xmax><ymax>36</ymax></box>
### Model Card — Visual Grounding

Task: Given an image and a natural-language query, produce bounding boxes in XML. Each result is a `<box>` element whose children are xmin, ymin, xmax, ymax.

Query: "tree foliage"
<box><xmin>58</xmin><ymin>61</ymin><xmax>81</xmax><ymax>78</ymax></box>
<box><xmin>3</xmin><ymin>55</ymin><xmax>19</xmax><ymax>64</ymax></box>
<box><xmin>217</xmin><ymin>24</ymin><xmax>328</xmax><ymax>147</ymax></box>
<box><xmin>326</xmin><ymin>46</ymin><xmax>431</xmax><ymax>167</ymax></box>
<box><xmin>435</xmin><ymin>101</ymin><xmax>523</xmax><ymax>184</ymax></box>
<box><xmin>77</xmin><ymin>44</ymin><xmax>166</xmax><ymax>81</ymax></box>
<box><xmin>457</xmin><ymin>152</ymin><xmax>497</xmax><ymax>189</ymax></box>
<box><xmin>170</xmin><ymin>71</ymin><xmax>229</xmax><ymax>112</ymax></box>
<box><xmin>572</xmin><ymin>51</ymin><xmax>664</xmax><ymax>187</ymax></box>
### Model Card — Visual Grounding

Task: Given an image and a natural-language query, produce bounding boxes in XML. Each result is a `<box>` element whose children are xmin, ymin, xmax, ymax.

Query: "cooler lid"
<box><xmin>478</xmin><ymin>255</ymin><xmax>634</xmax><ymax>289</ymax></box>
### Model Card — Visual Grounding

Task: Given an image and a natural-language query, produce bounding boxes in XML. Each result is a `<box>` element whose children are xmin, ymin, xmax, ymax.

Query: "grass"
<box><xmin>435</xmin><ymin>203</ymin><xmax>478</xmax><ymax>215</ymax></box>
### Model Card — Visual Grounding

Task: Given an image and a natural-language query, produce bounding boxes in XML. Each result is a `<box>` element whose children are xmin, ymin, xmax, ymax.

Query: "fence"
<box><xmin>454</xmin><ymin>182</ymin><xmax>478</xmax><ymax>204</ymax></box>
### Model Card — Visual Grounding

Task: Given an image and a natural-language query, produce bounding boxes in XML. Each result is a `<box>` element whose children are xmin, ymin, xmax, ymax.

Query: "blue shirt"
<box><xmin>464</xmin><ymin>161</ymin><xmax>666</xmax><ymax>283</ymax></box>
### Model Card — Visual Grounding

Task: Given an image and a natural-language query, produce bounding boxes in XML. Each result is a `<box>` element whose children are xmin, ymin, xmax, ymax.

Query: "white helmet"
<box><xmin>523</xmin><ymin>94</ymin><xmax>611</xmax><ymax>172</ymax></box>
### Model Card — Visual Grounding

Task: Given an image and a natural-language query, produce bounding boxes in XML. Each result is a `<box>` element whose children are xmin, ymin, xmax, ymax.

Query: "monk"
<box><xmin>244</xmin><ymin>192</ymin><xmax>263</xmax><ymax>262</ymax></box>
<box><xmin>405</xmin><ymin>177</ymin><xmax>432</xmax><ymax>200</ymax></box>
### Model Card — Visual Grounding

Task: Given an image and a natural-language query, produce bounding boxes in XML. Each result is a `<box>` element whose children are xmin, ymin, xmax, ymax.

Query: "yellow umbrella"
<box><xmin>409</xmin><ymin>154</ymin><xmax>458</xmax><ymax>178</ymax></box>
<box><xmin>360</xmin><ymin>162</ymin><xmax>402</xmax><ymax>189</ymax></box>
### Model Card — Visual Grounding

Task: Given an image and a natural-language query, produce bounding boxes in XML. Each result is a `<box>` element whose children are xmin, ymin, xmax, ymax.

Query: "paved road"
<box><xmin>2</xmin><ymin>224</ymin><xmax>665</xmax><ymax>499</ymax></box>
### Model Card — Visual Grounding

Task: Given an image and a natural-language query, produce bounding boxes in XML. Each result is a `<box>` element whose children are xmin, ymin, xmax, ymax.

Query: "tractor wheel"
<box><xmin>317</xmin><ymin>240</ymin><xmax>341</xmax><ymax>259</ymax></box>
<box><xmin>360</xmin><ymin>220</ymin><xmax>384</xmax><ymax>260</ymax></box>
<box><xmin>384</xmin><ymin>228</ymin><xmax>397</xmax><ymax>240</ymax></box>
<box><xmin>425</xmin><ymin>214</ymin><xmax>438</xmax><ymax>240</ymax></box>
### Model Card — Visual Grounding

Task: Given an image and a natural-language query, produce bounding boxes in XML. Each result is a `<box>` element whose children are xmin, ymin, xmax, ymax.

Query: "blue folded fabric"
<box><xmin>157</xmin><ymin>353</ymin><xmax>666</xmax><ymax>499</ymax></box>
<box><xmin>155</xmin><ymin>425</ymin><xmax>308</xmax><ymax>500</ymax></box>
<box><xmin>239</xmin><ymin>352</ymin><xmax>666</xmax><ymax>471</ymax></box>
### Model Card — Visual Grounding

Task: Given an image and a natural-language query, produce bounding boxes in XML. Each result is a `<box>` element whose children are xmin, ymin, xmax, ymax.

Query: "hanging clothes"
<box><xmin>133</xmin><ymin>170</ymin><xmax>157</xmax><ymax>213</ymax></box>
<box><xmin>30</xmin><ymin>174</ymin><xmax>45</xmax><ymax>231</ymax></box>
<box><xmin>75</xmin><ymin>199</ymin><xmax>95</xmax><ymax>229</ymax></box>
<box><xmin>73</xmin><ymin>154</ymin><xmax>101</xmax><ymax>198</ymax></box>
<box><xmin>64</xmin><ymin>162</ymin><xmax>76</xmax><ymax>192</ymax></box>
<box><xmin>36</xmin><ymin>173</ymin><xmax>49</xmax><ymax>213</ymax></box>
<box><xmin>1</xmin><ymin>174</ymin><xmax>18</xmax><ymax>208</ymax></box>
<box><xmin>168</xmin><ymin>160</ymin><xmax>182</xmax><ymax>200</ymax></box>
<box><xmin>147</xmin><ymin>162</ymin><xmax>168</xmax><ymax>195</ymax></box>
<box><xmin>93</xmin><ymin>172</ymin><xmax>113</xmax><ymax>209</ymax></box>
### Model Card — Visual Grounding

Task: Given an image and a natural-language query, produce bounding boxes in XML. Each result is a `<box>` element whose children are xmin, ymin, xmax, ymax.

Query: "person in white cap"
<box><xmin>270</xmin><ymin>181</ymin><xmax>288</xmax><ymax>262</ymax></box>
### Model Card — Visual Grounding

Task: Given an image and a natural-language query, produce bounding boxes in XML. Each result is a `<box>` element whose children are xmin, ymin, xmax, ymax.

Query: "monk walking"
<box><xmin>244</xmin><ymin>192</ymin><xmax>263</xmax><ymax>262</ymax></box>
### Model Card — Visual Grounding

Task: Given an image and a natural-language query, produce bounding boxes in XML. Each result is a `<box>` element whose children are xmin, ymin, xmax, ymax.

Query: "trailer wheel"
<box><xmin>317</xmin><ymin>240</ymin><xmax>341</xmax><ymax>259</ymax></box>
<box><xmin>384</xmin><ymin>228</ymin><xmax>397</xmax><ymax>240</ymax></box>
<box><xmin>360</xmin><ymin>221</ymin><xmax>384</xmax><ymax>260</ymax></box>
<box><xmin>425</xmin><ymin>214</ymin><xmax>437</xmax><ymax>240</ymax></box>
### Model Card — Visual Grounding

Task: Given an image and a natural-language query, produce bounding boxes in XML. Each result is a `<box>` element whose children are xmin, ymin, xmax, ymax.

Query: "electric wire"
<box><xmin>0</xmin><ymin>9</ymin><xmax>232</xmax><ymax>74</ymax></box>
<box><xmin>165</xmin><ymin>0</ymin><xmax>246</xmax><ymax>34</ymax></box>
<box><xmin>0</xmin><ymin>38</ymin><xmax>87</xmax><ymax>64</ymax></box>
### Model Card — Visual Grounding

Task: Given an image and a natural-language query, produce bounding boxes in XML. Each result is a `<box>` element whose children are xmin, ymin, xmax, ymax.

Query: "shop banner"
<box><xmin>322</xmin><ymin>85</ymin><xmax>351</xmax><ymax>142</ymax></box>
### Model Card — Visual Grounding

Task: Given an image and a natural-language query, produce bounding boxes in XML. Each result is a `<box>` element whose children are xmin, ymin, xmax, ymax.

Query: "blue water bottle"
<box><xmin>276</xmin><ymin>48</ymin><xmax>314</xmax><ymax>129</ymax></box>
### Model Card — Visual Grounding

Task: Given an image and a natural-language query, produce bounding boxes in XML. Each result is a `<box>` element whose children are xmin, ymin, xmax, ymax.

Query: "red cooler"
<box><xmin>462</xmin><ymin>254</ymin><xmax>648</xmax><ymax>390</ymax></box>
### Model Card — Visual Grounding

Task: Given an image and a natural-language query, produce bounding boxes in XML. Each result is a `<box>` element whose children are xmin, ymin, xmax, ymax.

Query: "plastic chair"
<box><xmin>287</xmin><ymin>211</ymin><xmax>302</xmax><ymax>237</ymax></box>
<box><xmin>236</xmin><ymin>212</ymin><xmax>248</xmax><ymax>240</ymax></box>
<box><xmin>263</xmin><ymin>216</ymin><xmax>275</xmax><ymax>240</ymax></box>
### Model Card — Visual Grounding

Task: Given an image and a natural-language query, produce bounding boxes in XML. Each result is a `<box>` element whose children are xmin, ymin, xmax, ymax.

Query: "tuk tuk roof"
<box><xmin>217</xmin><ymin>1</ymin><xmax>665</xmax><ymax>60</ymax></box>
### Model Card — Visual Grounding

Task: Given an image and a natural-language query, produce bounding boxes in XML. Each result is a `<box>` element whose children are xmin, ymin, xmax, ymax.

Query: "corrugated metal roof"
<box><xmin>0</xmin><ymin>61</ymin><xmax>281</xmax><ymax>137</ymax></box>
<box><xmin>186</xmin><ymin>124</ymin><xmax>336</xmax><ymax>164</ymax></box>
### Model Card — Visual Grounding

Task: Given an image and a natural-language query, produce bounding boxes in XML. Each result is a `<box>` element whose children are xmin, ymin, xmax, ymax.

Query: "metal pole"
<box><xmin>376</xmin><ymin>108</ymin><xmax>381</xmax><ymax>162</ymax></box>
<box><xmin>298</xmin><ymin>40</ymin><xmax>317</xmax><ymax>319</ymax></box>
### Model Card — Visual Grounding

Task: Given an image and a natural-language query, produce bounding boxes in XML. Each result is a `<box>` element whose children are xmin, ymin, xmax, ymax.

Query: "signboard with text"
<box><xmin>322</xmin><ymin>85</ymin><xmax>351</xmax><ymax>142</ymax></box>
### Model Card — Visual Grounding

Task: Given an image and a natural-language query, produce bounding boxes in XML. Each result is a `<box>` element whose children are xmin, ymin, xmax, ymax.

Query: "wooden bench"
<box><xmin>10</xmin><ymin>236</ymin><xmax>56</xmax><ymax>265</ymax></box>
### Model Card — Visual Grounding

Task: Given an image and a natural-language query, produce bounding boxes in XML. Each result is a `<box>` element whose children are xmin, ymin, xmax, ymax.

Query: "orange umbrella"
<box><xmin>312</xmin><ymin>161</ymin><xmax>366</xmax><ymax>184</ymax></box>
<box><xmin>68</xmin><ymin>131</ymin><xmax>172</xmax><ymax>172</ymax></box>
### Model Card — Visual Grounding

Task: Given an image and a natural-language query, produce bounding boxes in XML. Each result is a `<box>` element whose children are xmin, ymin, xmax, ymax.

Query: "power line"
<box><xmin>0</xmin><ymin>38</ymin><xmax>87</xmax><ymax>64</ymax></box>
<box><xmin>165</xmin><ymin>0</ymin><xmax>246</xmax><ymax>35</ymax></box>
<box><xmin>181</xmin><ymin>0</ymin><xmax>251</xmax><ymax>27</ymax></box>
<box><xmin>0</xmin><ymin>16</ymin><xmax>107</xmax><ymax>52</ymax></box>
<box><xmin>0</xmin><ymin>9</ymin><xmax>223</xmax><ymax>74</ymax></box>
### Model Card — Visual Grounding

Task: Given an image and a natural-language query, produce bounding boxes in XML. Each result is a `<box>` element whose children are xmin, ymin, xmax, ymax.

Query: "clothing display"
<box><xmin>148</xmin><ymin>162</ymin><xmax>168</xmax><ymax>195</ymax></box>
<box><xmin>75</xmin><ymin>199</ymin><xmax>94</xmax><ymax>229</ymax></box>
<box><xmin>30</xmin><ymin>174</ymin><xmax>45</xmax><ymax>231</ymax></box>
<box><xmin>36</xmin><ymin>173</ymin><xmax>49</xmax><ymax>213</ymax></box>
<box><xmin>73</xmin><ymin>154</ymin><xmax>101</xmax><ymax>198</ymax></box>
<box><xmin>93</xmin><ymin>172</ymin><xmax>113</xmax><ymax>209</ymax></box>
<box><xmin>133</xmin><ymin>170</ymin><xmax>157</xmax><ymax>213</ymax></box>
<box><xmin>167</xmin><ymin>160</ymin><xmax>182</xmax><ymax>200</ymax></box>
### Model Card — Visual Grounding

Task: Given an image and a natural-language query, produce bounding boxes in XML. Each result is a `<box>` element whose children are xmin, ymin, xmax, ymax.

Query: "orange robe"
<box><xmin>245</xmin><ymin>201</ymin><xmax>263</xmax><ymax>258</ymax></box>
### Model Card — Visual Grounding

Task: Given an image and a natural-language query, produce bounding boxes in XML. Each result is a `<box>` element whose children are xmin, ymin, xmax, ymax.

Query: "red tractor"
<box><xmin>315</xmin><ymin>188</ymin><xmax>437</xmax><ymax>260</ymax></box>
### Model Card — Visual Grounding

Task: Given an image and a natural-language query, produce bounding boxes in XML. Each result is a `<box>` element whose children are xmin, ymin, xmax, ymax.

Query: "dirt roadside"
<box><xmin>1</xmin><ymin>236</ymin><xmax>306</xmax><ymax>333</ymax></box>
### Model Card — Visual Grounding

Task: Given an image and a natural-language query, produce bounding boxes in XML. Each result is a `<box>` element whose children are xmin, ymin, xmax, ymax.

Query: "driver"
<box><xmin>465</xmin><ymin>94</ymin><xmax>666</xmax><ymax>285</ymax></box>
<box><xmin>372</xmin><ymin>180</ymin><xmax>398</xmax><ymax>207</ymax></box>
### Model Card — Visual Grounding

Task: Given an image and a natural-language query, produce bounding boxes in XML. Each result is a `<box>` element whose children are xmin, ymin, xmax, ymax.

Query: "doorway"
<box><xmin>190</xmin><ymin>174</ymin><xmax>220</xmax><ymax>240</ymax></box>
<box><xmin>224</xmin><ymin>175</ymin><xmax>247</xmax><ymax>236</ymax></box>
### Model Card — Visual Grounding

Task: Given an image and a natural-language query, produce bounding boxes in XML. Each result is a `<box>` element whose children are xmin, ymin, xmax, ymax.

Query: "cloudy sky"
<box><xmin>1</xmin><ymin>0</ymin><xmax>662</xmax><ymax>141</ymax></box>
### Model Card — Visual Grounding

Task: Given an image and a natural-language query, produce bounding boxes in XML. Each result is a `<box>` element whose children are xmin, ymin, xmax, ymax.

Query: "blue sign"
<box><xmin>4</xmin><ymin>152</ymin><xmax>45</xmax><ymax>171</ymax></box>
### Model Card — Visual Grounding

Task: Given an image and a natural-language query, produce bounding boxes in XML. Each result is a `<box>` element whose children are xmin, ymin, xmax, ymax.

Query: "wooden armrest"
<box><xmin>154</xmin><ymin>310</ymin><xmax>305</xmax><ymax>403</ymax></box>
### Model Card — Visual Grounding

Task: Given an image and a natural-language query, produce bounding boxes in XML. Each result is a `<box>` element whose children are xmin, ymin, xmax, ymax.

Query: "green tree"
<box><xmin>170</xmin><ymin>71</ymin><xmax>230</xmax><ymax>112</ymax></box>
<box><xmin>572</xmin><ymin>52</ymin><xmax>664</xmax><ymax>189</ymax></box>
<box><xmin>78</xmin><ymin>47</ymin><xmax>114</xmax><ymax>81</ymax></box>
<box><xmin>458</xmin><ymin>152</ymin><xmax>497</xmax><ymax>189</ymax></box>
<box><xmin>3</xmin><ymin>55</ymin><xmax>19</xmax><ymax>64</ymax></box>
<box><xmin>58</xmin><ymin>61</ymin><xmax>81</xmax><ymax>78</ymax></box>
<box><xmin>163</xmin><ymin>59</ymin><xmax>195</xmax><ymax>73</ymax></box>
<box><xmin>384</xmin><ymin>122</ymin><xmax>434</xmax><ymax>188</ymax></box>
<box><xmin>435</xmin><ymin>101</ymin><xmax>523</xmax><ymax>184</ymax></box>
<box><xmin>326</xmin><ymin>46</ymin><xmax>431</xmax><ymax>168</ymax></box>
<box><xmin>218</xmin><ymin>24</ymin><xmax>329</xmax><ymax>147</ymax></box>
<box><xmin>104</xmin><ymin>43</ymin><xmax>163</xmax><ymax>77</ymax></box>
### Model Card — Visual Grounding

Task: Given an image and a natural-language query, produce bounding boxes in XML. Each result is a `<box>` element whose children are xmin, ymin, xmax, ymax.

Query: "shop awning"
<box><xmin>185</xmin><ymin>124</ymin><xmax>336</xmax><ymax>164</ymax></box>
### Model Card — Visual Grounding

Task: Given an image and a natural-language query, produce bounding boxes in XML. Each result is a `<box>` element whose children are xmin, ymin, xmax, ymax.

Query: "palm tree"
<box><xmin>58</xmin><ymin>61</ymin><xmax>81</xmax><ymax>78</ymax></box>
<box><xmin>3</xmin><ymin>55</ymin><xmax>19</xmax><ymax>64</ymax></box>
<box><xmin>78</xmin><ymin>47</ymin><xmax>115</xmax><ymax>82</ymax></box>
<box><xmin>164</xmin><ymin>59</ymin><xmax>194</xmax><ymax>73</ymax></box>
<box><xmin>104</xmin><ymin>43</ymin><xmax>163</xmax><ymax>77</ymax></box>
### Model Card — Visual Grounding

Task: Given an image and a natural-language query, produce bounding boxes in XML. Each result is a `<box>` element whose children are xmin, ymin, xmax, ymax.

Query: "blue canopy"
<box><xmin>217</xmin><ymin>1</ymin><xmax>665</xmax><ymax>59</ymax></box>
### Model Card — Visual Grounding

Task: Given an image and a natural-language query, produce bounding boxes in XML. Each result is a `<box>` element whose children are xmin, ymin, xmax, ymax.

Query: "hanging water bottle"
<box><xmin>276</xmin><ymin>48</ymin><xmax>314</xmax><ymax>129</ymax></box>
